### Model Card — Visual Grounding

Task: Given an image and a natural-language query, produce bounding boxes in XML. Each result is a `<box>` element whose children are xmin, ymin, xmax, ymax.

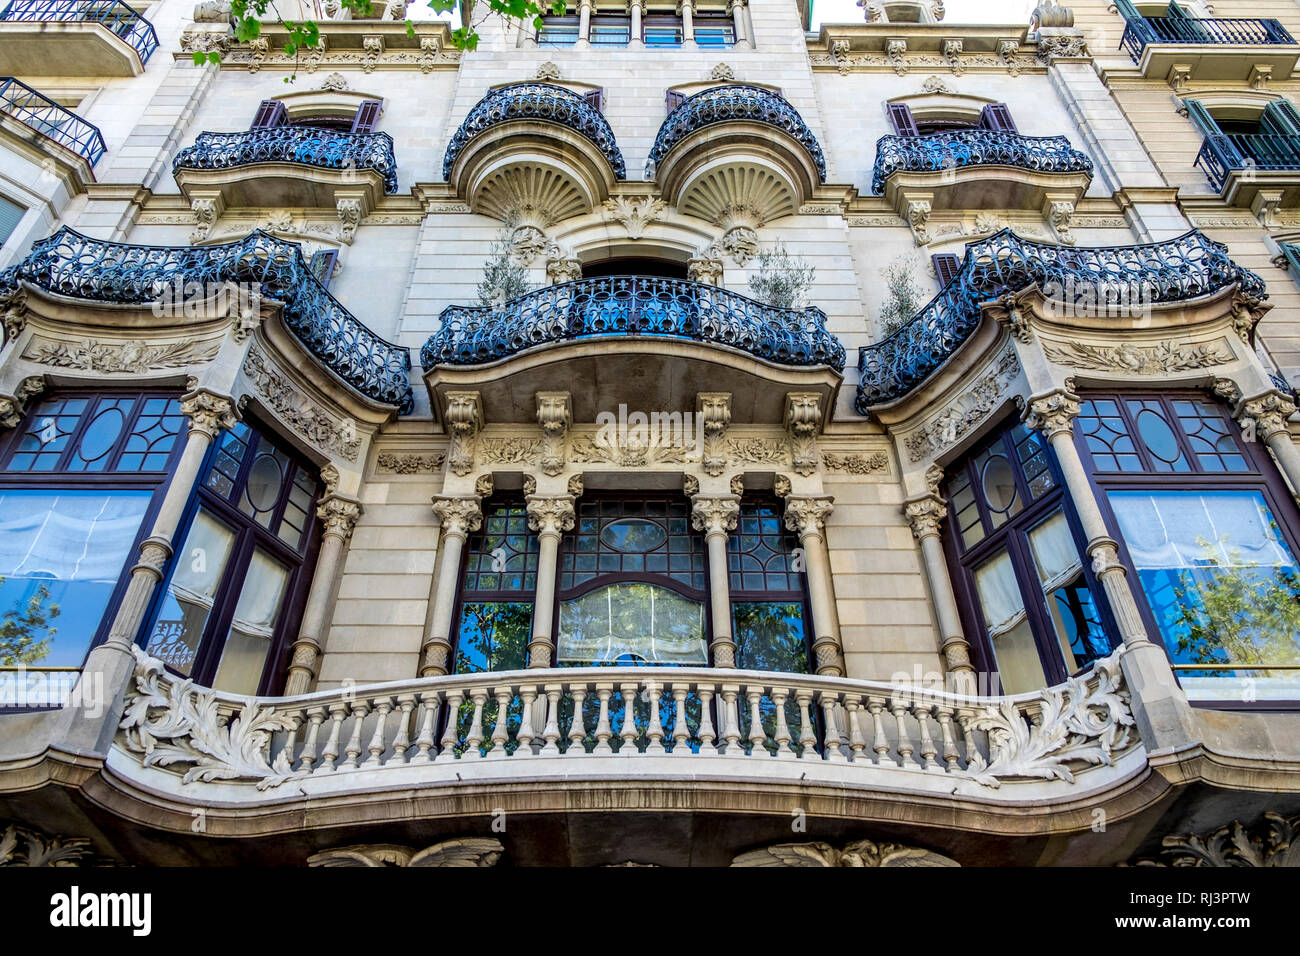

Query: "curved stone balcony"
<box><xmin>172</xmin><ymin>126</ymin><xmax>398</xmax><ymax>211</ymax></box>
<box><xmin>856</xmin><ymin>229</ymin><xmax>1267</xmax><ymax>412</ymax></box>
<box><xmin>871</xmin><ymin>129</ymin><xmax>1093</xmax><ymax>212</ymax></box>
<box><xmin>647</xmin><ymin>85</ymin><xmax>826</xmax><ymax>231</ymax></box>
<box><xmin>103</xmin><ymin>646</ymin><xmax>1147</xmax><ymax>852</ymax></box>
<box><xmin>0</xmin><ymin>0</ymin><xmax>159</xmax><ymax>76</ymax></box>
<box><xmin>442</xmin><ymin>83</ymin><xmax>625</xmax><ymax>222</ymax></box>
<box><xmin>0</xmin><ymin>227</ymin><xmax>414</xmax><ymax>413</ymax></box>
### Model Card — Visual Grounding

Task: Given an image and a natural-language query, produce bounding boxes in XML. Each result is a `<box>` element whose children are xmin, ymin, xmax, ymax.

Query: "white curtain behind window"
<box><xmin>0</xmin><ymin>491</ymin><xmax>149</xmax><ymax>583</ymax></box>
<box><xmin>1110</xmin><ymin>490</ymin><xmax>1292</xmax><ymax>570</ymax></box>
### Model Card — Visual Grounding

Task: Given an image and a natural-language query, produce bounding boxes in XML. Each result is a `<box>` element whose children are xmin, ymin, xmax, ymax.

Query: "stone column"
<box><xmin>576</xmin><ymin>0</ymin><xmax>593</xmax><ymax>48</ymax></box>
<box><xmin>628</xmin><ymin>0</ymin><xmax>645</xmax><ymax>48</ymax></box>
<box><xmin>692</xmin><ymin>494</ymin><xmax>740</xmax><ymax>667</ymax></box>
<box><xmin>1238</xmin><ymin>391</ymin><xmax>1300</xmax><ymax>497</ymax></box>
<box><xmin>727</xmin><ymin>0</ymin><xmax>750</xmax><ymax>46</ymax></box>
<box><xmin>526</xmin><ymin>494</ymin><xmax>575</xmax><ymax>668</ymax></box>
<box><xmin>678</xmin><ymin>0</ymin><xmax>696</xmax><ymax>48</ymax></box>
<box><xmin>784</xmin><ymin>496</ymin><xmax>843</xmax><ymax>676</ymax></box>
<box><xmin>904</xmin><ymin>495</ymin><xmax>976</xmax><ymax>692</ymax></box>
<box><xmin>284</xmin><ymin>495</ymin><xmax>363</xmax><ymax>695</ymax></box>
<box><xmin>1023</xmin><ymin>389</ymin><xmax>1196</xmax><ymax>747</ymax></box>
<box><xmin>102</xmin><ymin>389</ymin><xmax>238</xmax><ymax>655</ymax></box>
<box><xmin>420</xmin><ymin>496</ymin><xmax>483</xmax><ymax>677</ymax></box>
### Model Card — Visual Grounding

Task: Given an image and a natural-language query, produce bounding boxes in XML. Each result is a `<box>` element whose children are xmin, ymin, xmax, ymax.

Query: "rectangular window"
<box><xmin>0</xmin><ymin>489</ymin><xmax>151</xmax><ymax>670</ymax></box>
<box><xmin>590</xmin><ymin>16</ymin><xmax>631</xmax><ymax>45</ymax></box>
<box><xmin>538</xmin><ymin>15</ymin><xmax>579</xmax><ymax>45</ymax></box>
<box><xmin>644</xmin><ymin>15</ymin><xmax>682</xmax><ymax>46</ymax></box>
<box><xmin>693</xmin><ymin>14</ymin><xmax>733</xmax><ymax>47</ymax></box>
<box><xmin>0</xmin><ymin>195</ymin><xmax>25</xmax><ymax>249</ymax></box>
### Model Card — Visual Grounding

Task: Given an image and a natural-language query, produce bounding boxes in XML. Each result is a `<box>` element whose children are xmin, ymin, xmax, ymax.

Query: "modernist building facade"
<box><xmin>0</xmin><ymin>0</ymin><xmax>1298</xmax><ymax>867</ymax></box>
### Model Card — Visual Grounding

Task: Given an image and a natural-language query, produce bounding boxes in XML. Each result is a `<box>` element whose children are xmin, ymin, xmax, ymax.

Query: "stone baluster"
<box><xmin>362</xmin><ymin>697</ymin><xmax>392</xmax><ymax>767</ymax></box>
<box><xmin>420</xmin><ymin>496</ymin><xmax>482</xmax><ymax>677</ymax></box>
<box><xmin>318</xmin><ymin>703</ymin><xmax>348</xmax><ymax>773</ymax></box>
<box><xmin>341</xmin><ymin>701</ymin><xmax>370</xmax><ymax>769</ymax></box>
<box><xmin>935</xmin><ymin>706</ymin><xmax>961</xmax><ymax>771</ymax></box>
<box><xmin>796</xmin><ymin>690</ymin><xmax>818</xmax><ymax>760</ymax></box>
<box><xmin>390</xmin><ymin>695</ymin><xmax>415</xmax><ymax>765</ymax></box>
<box><xmin>463</xmin><ymin>688</ymin><xmax>488</xmax><ymax>760</ymax></box>
<box><xmin>892</xmin><ymin>697</ymin><xmax>918</xmax><ymax>768</ymax></box>
<box><xmin>845</xmin><ymin>696</ymin><xmax>868</xmax><ymax>762</ymax></box>
<box><xmin>568</xmin><ymin>685</ymin><xmax>588</xmax><ymax>754</ymax></box>
<box><xmin>300</xmin><ymin>707</ymin><xmax>325</xmax><ymax>773</ymax></box>
<box><xmin>820</xmin><ymin>691</ymin><xmax>847</xmax><ymax>763</ymax></box>
<box><xmin>645</xmin><ymin>681</ymin><xmax>666</xmax><ymax>754</ymax></box>
<box><xmin>746</xmin><ymin>686</ymin><xmax>767</xmax><ymax>756</ymax></box>
<box><xmin>905</xmin><ymin>495</ymin><xmax>977</xmax><ymax>692</ymax></box>
<box><xmin>619</xmin><ymin>683</ymin><xmax>639</xmax><ymax>754</ymax></box>
<box><xmin>697</xmin><ymin>686</ymin><xmax>718</xmax><ymax>755</ymax></box>
<box><xmin>593</xmin><ymin>683</ymin><xmax>614</xmax><ymax>754</ymax></box>
<box><xmin>541</xmin><ymin>684</ymin><xmax>563</xmax><ymax>755</ymax></box>
<box><xmin>276</xmin><ymin>713</ymin><xmax>302</xmax><ymax>772</ymax></box>
<box><xmin>867</xmin><ymin>696</ymin><xmax>891</xmax><ymax>765</ymax></box>
<box><xmin>784</xmin><ymin>496</ymin><xmax>844</xmax><ymax>676</ymax></box>
<box><xmin>671</xmin><ymin>684</ymin><xmax>692</xmax><ymax>754</ymax></box>
<box><xmin>412</xmin><ymin>693</ymin><xmax>439</xmax><ymax>764</ymax></box>
<box><xmin>955</xmin><ymin>707</ymin><xmax>984</xmax><ymax>770</ymax></box>
<box><xmin>487</xmin><ymin>686</ymin><xmax>512</xmax><ymax>759</ymax></box>
<box><xmin>525</xmin><ymin>495</ymin><xmax>575</xmax><ymax>668</ymax></box>
<box><xmin>771</xmin><ymin>687</ymin><xmax>796</xmax><ymax>758</ymax></box>
<box><xmin>691</xmin><ymin>495</ymin><xmax>741</xmax><ymax>667</ymax></box>
<box><xmin>437</xmin><ymin>689</ymin><xmax>465</xmax><ymax>762</ymax></box>
<box><xmin>914</xmin><ymin>703</ymin><xmax>939</xmax><ymax>770</ymax></box>
<box><xmin>517</xmin><ymin>685</ymin><xmax>538</xmax><ymax>754</ymax></box>
<box><xmin>720</xmin><ymin>683</ymin><xmax>744</xmax><ymax>757</ymax></box>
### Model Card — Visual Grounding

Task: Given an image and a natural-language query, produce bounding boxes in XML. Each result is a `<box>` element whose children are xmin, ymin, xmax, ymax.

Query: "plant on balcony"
<box><xmin>877</xmin><ymin>255</ymin><xmax>924</xmax><ymax>338</ymax></box>
<box><xmin>746</xmin><ymin>242</ymin><xmax>815</xmax><ymax>311</ymax></box>
<box><xmin>476</xmin><ymin>232</ymin><xmax>533</xmax><ymax>309</ymax></box>
<box><xmin>0</xmin><ymin>579</ymin><xmax>59</xmax><ymax>667</ymax></box>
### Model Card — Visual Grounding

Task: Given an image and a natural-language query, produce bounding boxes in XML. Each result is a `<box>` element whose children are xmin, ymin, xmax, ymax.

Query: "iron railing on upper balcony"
<box><xmin>442</xmin><ymin>82</ymin><xmax>626</xmax><ymax>180</ymax></box>
<box><xmin>0</xmin><ymin>75</ymin><xmax>105</xmax><ymax>166</ymax></box>
<box><xmin>173</xmin><ymin>127</ymin><xmax>399</xmax><ymax>194</ymax></box>
<box><xmin>0</xmin><ymin>227</ymin><xmax>414</xmax><ymax>413</ymax></box>
<box><xmin>421</xmin><ymin>275</ymin><xmax>846</xmax><ymax>372</ymax></box>
<box><xmin>0</xmin><ymin>0</ymin><xmax>160</xmax><ymax>65</ymax></box>
<box><xmin>871</xmin><ymin>129</ymin><xmax>1093</xmax><ymax>195</ymax></box>
<box><xmin>646</xmin><ymin>84</ymin><xmax>827</xmax><ymax>181</ymax></box>
<box><xmin>1120</xmin><ymin>16</ymin><xmax>1296</xmax><ymax>63</ymax></box>
<box><xmin>855</xmin><ymin>229</ymin><xmax>1267</xmax><ymax>412</ymax></box>
<box><xmin>1195</xmin><ymin>132</ymin><xmax>1300</xmax><ymax>192</ymax></box>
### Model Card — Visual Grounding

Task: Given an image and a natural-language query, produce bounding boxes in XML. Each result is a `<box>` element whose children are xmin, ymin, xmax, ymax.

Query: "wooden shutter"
<box><xmin>1182</xmin><ymin>99</ymin><xmax>1222</xmax><ymax>137</ymax></box>
<box><xmin>350</xmin><ymin>100</ymin><xmax>382</xmax><ymax>134</ymax></box>
<box><xmin>250</xmin><ymin>99</ymin><xmax>288</xmax><ymax>129</ymax></box>
<box><xmin>887</xmin><ymin>103</ymin><xmax>919</xmax><ymax>137</ymax></box>
<box><xmin>1260</xmin><ymin>99</ymin><xmax>1300</xmax><ymax>136</ymax></box>
<box><xmin>979</xmin><ymin>103</ymin><xmax>1018</xmax><ymax>134</ymax></box>
<box><xmin>582</xmin><ymin>89</ymin><xmax>604</xmax><ymax>112</ymax></box>
<box><xmin>309</xmin><ymin>249</ymin><xmax>338</xmax><ymax>290</ymax></box>
<box><xmin>1112</xmin><ymin>0</ymin><xmax>1141</xmax><ymax>19</ymax></box>
<box><xmin>1165</xmin><ymin>2</ymin><xmax>1188</xmax><ymax>18</ymax></box>
<box><xmin>665</xmin><ymin>90</ymin><xmax>687</xmax><ymax>113</ymax></box>
<box><xmin>0</xmin><ymin>195</ymin><xmax>24</xmax><ymax>249</ymax></box>
<box><xmin>931</xmin><ymin>254</ymin><xmax>961</xmax><ymax>288</ymax></box>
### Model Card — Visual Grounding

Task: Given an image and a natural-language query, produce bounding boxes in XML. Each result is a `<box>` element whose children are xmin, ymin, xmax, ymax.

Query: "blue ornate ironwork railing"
<box><xmin>442</xmin><ymin>83</ymin><xmax>626</xmax><ymax>180</ymax></box>
<box><xmin>173</xmin><ymin>127</ymin><xmax>399</xmax><ymax>194</ymax></box>
<box><xmin>421</xmin><ymin>275</ymin><xmax>846</xmax><ymax>372</ymax></box>
<box><xmin>1196</xmin><ymin>132</ymin><xmax>1300</xmax><ymax>191</ymax></box>
<box><xmin>646</xmin><ymin>84</ymin><xmax>827</xmax><ymax>181</ymax></box>
<box><xmin>0</xmin><ymin>75</ymin><xmax>105</xmax><ymax>166</ymax></box>
<box><xmin>0</xmin><ymin>228</ymin><xmax>413</xmax><ymax>412</ymax></box>
<box><xmin>0</xmin><ymin>0</ymin><xmax>160</xmax><ymax>64</ymax></box>
<box><xmin>871</xmin><ymin>129</ymin><xmax>1093</xmax><ymax>195</ymax></box>
<box><xmin>1120</xmin><ymin>16</ymin><xmax>1295</xmax><ymax>63</ymax></box>
<box><xmin>856</xmin><ymin>229</ymin><xmax>1266</xmax><ymax>412</ymax></box>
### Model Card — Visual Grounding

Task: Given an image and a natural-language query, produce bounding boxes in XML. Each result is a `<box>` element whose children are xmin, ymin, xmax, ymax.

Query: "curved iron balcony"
<box><xmin>870</xmin><ymin>129</ymin><xmax>1093</xmax><ymax>195</ymax></box>
<box><xmin>173</xmin><ymin>127</ymin><xmax>399</xmax><ymax>195</ymax></box>
<box><xmin>646</xmin><ymin>84</ymin><xmax>827</xmax><ymax>182</ymax></box>
<box><xmin>855</xmin><ymin>229</ymin><xmax>1267</xmax><ymax>412</ymax></box>
<box><xmin>1121</xmin><ymin>16</ymin><xmax>1295</xmax><ymax>64</ymax></box>
<box><xmin>420</xmin><ymin>275</ymin><xmax>846</xmax><ymax>372</ymax></box>
<box><xmin>0</xmin><ymin>0</ymin><xmax>159</xmax><ymax>64</ymax></box>
<box><xmin>0</xmin><ymin>227</ymin><xmax>413</xmax><ymax>413</ymax></box>
<box><xmin>0</xmin><ymin>75</ymin><xmax>104</xmax><ymax>166</ymax></box>
<box><xmin>442</xmin><ymin>83</ymin><xmax>626</xmax><ymax>180</ymax></box>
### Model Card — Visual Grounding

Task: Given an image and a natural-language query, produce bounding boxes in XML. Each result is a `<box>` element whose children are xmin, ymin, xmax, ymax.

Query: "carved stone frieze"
<box><xmin>243</xmin><ymin>346</ymin><xmax>360</xmax><ymax>461</ymax></box>
<box><xmin>1042</xmin><ymin>339</ymin><xmax>1235</xmax><ymax>375</ymax></box>
<box><xmin>1131</xmin><ymin>812</ymin><xmax>1300</xmax><ymax>867</ymax></box>
<box><xmin>732</xmin><ymin>840</ymin><xmax>958</xmax><ymax>867</ymax></box>
<box><xmin>903</xmin><ymin>347</ymin><xmax>1019</xmax><ymax>462</ymax></box>
<box><xmin>22</xmin><ymin>336</ymin><xmax>220</xmax><ymax>374</ymax></box>
<box><xmin>0</xmin><ymin>824</ymin><xmax>96</xmax><ymax>867</ymax></box>
<box><xmin>308</xmin><ymin>839</ymin><xmax>504</xmax><ymax>867</ymax></box>
<box><xmin>479</xmin><ymin>436</ymin><xmax>543</xmax><ymax>464</ymax></box>
<box><xmin>569</xmin><ymin>433</ymin><xmax>692</xmax><ymax>466</ymax></box>
<box><xmin>602</xmin><ymin>196</ymin><xmax>667</xmax><ymax>239</ymax></box>
<box><xmin>726</xmin><ymin>437</ymin><xmax>789</xmax><ymax>465</ymax></box>
<box><xmin>375</xmin><ymin>452</ymin><xmax>445</xmax><ymax>474</ymax></box>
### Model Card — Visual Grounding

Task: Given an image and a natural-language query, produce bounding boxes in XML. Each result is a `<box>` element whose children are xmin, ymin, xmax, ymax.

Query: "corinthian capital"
<box><xmin>432</xmin><ymin>495</ymin><xmax>482</xmax><ymax>537</ymax></box>
<box><xmin>783</xmin><ymin>495</ymin><xmax>834</xmax><ymax>536</ymax></box>
<box><xmin>1022</xmin><ymin>389</ymin><xmax>1080</xmax><ymax>439</ymax></box>
<box><xmin>318</xmin><ymin>495</ymin><xmax>363</xmax><ymax>540</ymax></box>
<box><xmin>526</xmin><ymin>494</ymin><xmax>576</xmax><ymax>536</ymax></box>
<box><xmin>1239</xmin><ymin>390</ymin><xmax>1298</xmax><ymax>442</ymax></box>
<box><xmin>691</xmin><ymin>494</ymin><xmax>740</xmax><ymax>536</ymax></box>
<box><xmin>180</xmin><ymin>388</ymin><xmax>239</xmax><ymax>438</ymax></box>
<box><xmin>904</xmin><ymin>495</ymin><xmax>947</xmax><ymax>540</ymax></box>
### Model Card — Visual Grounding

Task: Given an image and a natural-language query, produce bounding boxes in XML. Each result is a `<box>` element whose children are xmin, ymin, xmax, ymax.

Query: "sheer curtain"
<box><xmin>1110</xmin><ymin>490</ymin><xmax>1293</xmax><ymax>570</ymax></box>
<box><xmin>213</xmin><ymin>549</ymin><xmax>289</xmax><ymax>695</ymax></box>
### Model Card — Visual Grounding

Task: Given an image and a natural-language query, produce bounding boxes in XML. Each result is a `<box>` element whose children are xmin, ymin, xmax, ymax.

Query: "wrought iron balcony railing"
<box><xmin>420</xmin><ymin>275</ymin><xmax>846</xmax><ymax>372</ymax></box>
<box><xmin>1195</xmin><ymin>132</ymin><xmax>1300</xmax><ymax>192</ymax></box>
<box><xmin>646</xmin><ymin>84</ymin><xmax>827</xmax><ymax>181</ymax></box>
<box><xmin>856</xmin><ymin>229</ymin><xmax>1266</xmax><ymax>411</ymax></box>
<box><xmin>0</xmin><ymin>228</ymin><xmax>413</xmax><ymax>413</ymax></box>
<box><xmin>0</xmin><ymin>75</ymin><xmax>105</xmax><ymax>166</ymax></box>
<box><xmin>442</xmin><ymin>82</ymin><xmax>626</xmax><ymax>180</ymax></box>
<box><xmin>173</xmin><ymin>127</ymin><xmax>399</xmax><ymax>195</ymax></box>
<box><xmin>0</xmin><ymin>0</ymin><xmax>159</xmax><ymax>64</ymax></box>
<box><xmin>871</xmin><ymin>129</ymin><xmax>1093</xmax><ymax>195</ymax></box>
<box><xmin>1120</xmin><ymin>16</ymin><xmax>1296</xmax><ymax>63</ymax></box>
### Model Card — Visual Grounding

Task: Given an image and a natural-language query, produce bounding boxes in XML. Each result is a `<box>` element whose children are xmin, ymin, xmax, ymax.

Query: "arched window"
<box><xmin>0</xmin><ymin>391</ymin><xmax>185</xmax><ymax>686</ymax></box>
<box><xmin>943</xmin><ymin>417</ymin><xmax>1118</xmax><ymax>694</ymax></box>
<box><xmin>140</xmin><ymin>418</ymin><xmax>322</xmax><ymax>696</ymax></box>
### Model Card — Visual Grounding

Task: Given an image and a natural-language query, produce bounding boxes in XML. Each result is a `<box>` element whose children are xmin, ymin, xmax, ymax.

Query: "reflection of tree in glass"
<box><xmin>1171</xmin><ymin>537</ymin><xmax>1300</xmax><ymax>678</ymax></box>
<box><xmin>0</xmin><ymin>578</ymin><xmax>60</xmax><ymax>667</ymax></box>
<box><xmin>560</xmin><ymin>584</ymin><xmax>705</xmax><ymax>664</ymax></box>
<box><xmin>453</xmin><ymin>602</ymin><xmax>531</xmax><ymax>755</ymax></box>
<box><xmin>734</xmin><ymin>602</ymin><xmax>813</xmax><ymax>755</ymax></box>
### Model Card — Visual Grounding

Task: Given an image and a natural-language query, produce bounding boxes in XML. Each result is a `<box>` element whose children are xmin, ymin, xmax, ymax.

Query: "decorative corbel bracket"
<box><xmin>444</xmin><ymin>391</ymin><xmax>483</xmax><ymax>477</ymax></box>
<box><xmin>697</xmin><ymin>392</ymin><xmax>732</xmax><ymax>477</ymax></box>
<box><xmin>784</xmin><ymin>392</ymin><xmax>823</xmax><ymax>477</ymax></box>
<box><xmin>536</xmin><ymin>391</ymin><xmax>571</xmax><ymax>476</ymax></box>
